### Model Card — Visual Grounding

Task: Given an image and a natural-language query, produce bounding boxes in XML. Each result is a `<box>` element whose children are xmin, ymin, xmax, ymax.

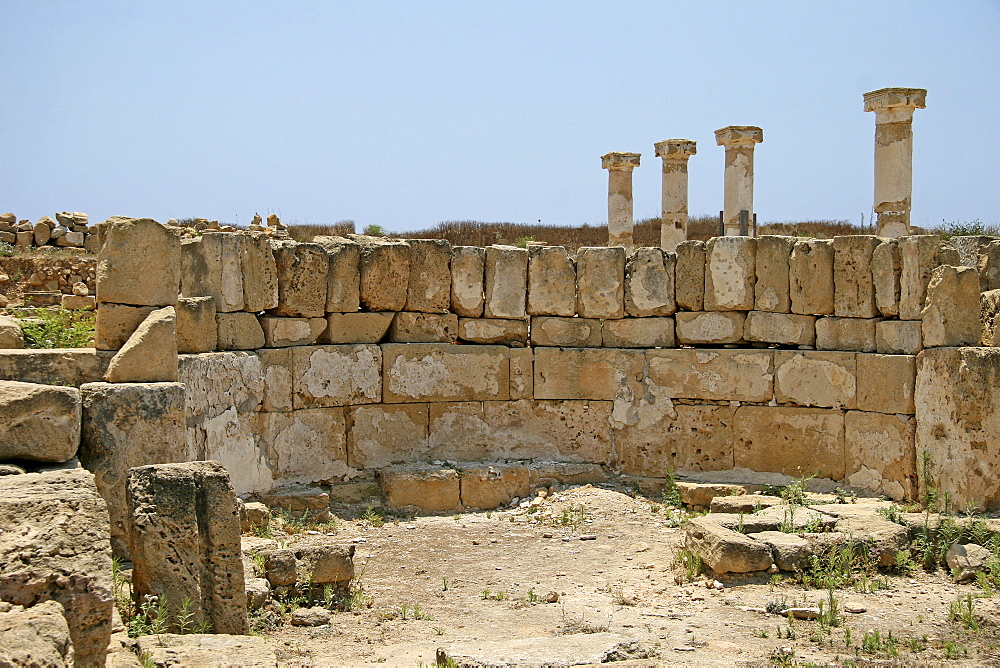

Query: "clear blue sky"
<box><xmin>2</xmin><ymin>1</ymin><xmax>997</xmax><ymax>231</ymax></box>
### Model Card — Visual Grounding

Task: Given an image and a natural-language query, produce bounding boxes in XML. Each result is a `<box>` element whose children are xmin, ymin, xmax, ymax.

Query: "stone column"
<box><xmin>654</xmin><ymin>139</ymin><xmax>697</xmax><ymax>252</ymax></box>
<box><xmin>715</xmin><ymin>126</ymin><xmax>763</xmax><ymax>236</ymax></box>
<box><xmin>863</xmin><ymin>87</ymin><xmax>927</xmax><ymax>238</ymax></box>
<box><xmin>601</xmin><ymin>152</ymin><xmax>641</xmax><ymax>250</ymax></box>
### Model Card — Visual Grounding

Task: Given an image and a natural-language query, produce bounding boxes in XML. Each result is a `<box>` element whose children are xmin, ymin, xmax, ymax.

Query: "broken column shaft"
<box><xmin>601</xmin><ymin>152</ymin><xmax>641</xmax><ymax>250</ymax></box>
<box><xmin>715</xmin><ymin>126</ymin><xmax>763</xmax><ymax>236</ymax></box>
<box><xmin>654</xmin><ymin>139</ymin><xmax>697</xmax><ymax>252</ymax></box>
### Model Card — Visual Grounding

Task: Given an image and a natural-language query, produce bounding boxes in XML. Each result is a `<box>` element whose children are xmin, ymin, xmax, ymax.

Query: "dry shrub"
<box><xmin>287</xmin><ymin>221</ymin><xmax>356</xmax><ymax>242</ymax></box>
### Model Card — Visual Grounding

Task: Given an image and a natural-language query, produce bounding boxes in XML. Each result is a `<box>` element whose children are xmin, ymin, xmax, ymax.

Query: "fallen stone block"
<box><xmin>61</xmin><ymin>294</ymin><xmax>96</xmax><ymax>311</ymax></box>
<box><xmin>103</xmin><ymin>306</ymin><xmax>178</xmax><ymax>383</ymax></box>
<box><xmin>294</xmin><ymin>544</ymin><xmax>355</xmax><ymax>585</ymax></box>
<box><xmin>259</xmin><ymin>484</ymin><xmax>331</xmax><ymax>522</ymax></box>
<box><xmin>945</xmin><ymin>543</ymin><xmax>993</xmax><ymax>582</ymax></box>
<box><xmin>747</xmin><ymin>531</ymin><xmax>813</xmax><ymax>571</ymax></box>
<box><xmin>675</xmin><ymin>482</ymin><xmax>747</xmax><ymax>509</ymax></box>
<box><xmin>458</xmin><ymin>462</ymin><xmax>530</xmax><ymax>510</ymax></box>
<box><xmin>240</xmin><ymin>501</ymin><xmax>271</xmax><ymax>534</ymax></box>
<box><xmin>0</xmin><ymin>315</ymin><xmax>23</xmax><ymax>349</ymax></box>
<box><xmin>684</xmin><ymin>517</ymin><xmax>773</xmax><ymax>574</ymax></box>
<box><xmin>135</xmin><ymin>634</ymin><xmax>277</xmax><ymax>668</ymax></box>
<box><xmin>290</xmin><ymin>606</ymin><xmax>332</xmax><ymax>626</ymax></box>
<box><xmin>0</xmin><ymin>380</ymin><xmax>80</xmax><ymax>462</ymax></box>
<box><xmin>0</xmin><ymin>600</ymin><xmax>73</xmax><ymax>667</ymax></box>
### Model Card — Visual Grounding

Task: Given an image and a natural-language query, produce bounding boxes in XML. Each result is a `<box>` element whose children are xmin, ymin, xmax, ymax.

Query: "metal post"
<box><xmin>718</xmin><ymin>211</ymin><xmax>724</xmax><ymax>237</ymax></box>
<box><xmin>739</xmin><ymin>209</ymin><xmax>749</xmax><ymax>236</ymax></box>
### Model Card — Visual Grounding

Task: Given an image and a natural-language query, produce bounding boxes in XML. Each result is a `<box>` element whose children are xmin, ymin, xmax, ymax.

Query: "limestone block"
<box><xmin>217</xmin><ymin>311</ymin><xmax>266</xmax><ymax>350</ymax></box>
<box><xmin>534</xmin><ymin>347</ymin><xmax>643</xmax><ymax>402</ymax></box>
<box><xmin>602</xmin><ymin>317</ymin><xmax>674</xmax><ymax>348</ymax></box>
<box><xmin>458</xmin><ymin>317</ymin><xmax>528</xmax><ymax>346</ymax></box>
<box><xmin>616</xmin><ymin>404</ymin><xmax>737</xmax><ymax>476</ymax></box>
<box><xmin>747</xmin><ymin>531</ymin><xmax>814</xmax><ymax>572</ymax></box>
<box><xmin>674</xmin><ymin>311</ymin><xmax>745</xmax><ymax>345</ymax></box>
<box><xmin>347</xmin><ymin>403</ymin><xmax>429</xmax><ymax>469</ymax></box>
<box><xmin>0</xmin><ymin>600</ymin><xmax>73</xmax><ymax>667</ymax></box>
<box><xmin>104</xmin><ymin>306</ymin><xmax>178</xmax><ymax>383</ymax></box>
<box><xmin>383</xmin><ymin>343</ymin><xmax>509</xmax><ymax>403</ymax></box>
<box><xmin>704</xmin><ymin>236</ymin><xmax>756</xmax><ymax>311</ymax></box>
<box><xmin>241</xmin><ymin>502</ymin><xmax>270</xmax><ymax>534</ymax></box>
<box><xmin>527</xmin><ymin>245</ymin><xmax>576</xmax><ymax>316</ymax></box>
<box><xmin>734</xmin><ymin>406</ymin><xmax>846</xmax><ymax>480</ymax></box>
<box><xmin>509</xmin><ymin>347</ymin><xmax>533</xmax><ymax>399</ymax></box>
<box><xmin>979</xmin><ymin>240</ymin><xmax>1000</xmax><ymax>292</ymax></box>
<box><xmin>127</xmin><ymin>461</ymin><xmax>248</xmax><ymax>634</ymax></box>
<box><xmin>856</xmin><ymin>354</ymin><xmax>916</xmax><ymax>414</ymax></box>
<box><xmin>252</xmin><ymin>408</ymin><xmax>350</xmax><ymax>486</ymax></box>
<box><xmin>313</xmin><ymin>237</ymin><xmax>360</xmax><ymax>313</ymax></box>
<box><xmin>405</xmin><ymin>239</ymin><xmax>451</xmax><ymax>313</ymax></box>
<box><xmin>178</xmin><ymin>234</ymin><xmax>242</xmax><ymax>312</ymax></box>
<box><xmin>744</xmin><ymin>311</ymin><xmax>816</xmax><ymax>346</ymax></box>
<box><xmin>774</xmin><ymin>351</ymin><xmax>856</xmax><ymax>409</ymax></box>
<box><xmin>387</xmin><ymin>312</ymin><xmax>458</xmax><ymax>343</ymax></box>
<box><xmin>270</xmin><ymin>241</ymin><xmax>328</xmax><ymax>317</ymax></box>
<box><xmin>176</xmin><ymin>296</ymin><xmax>217</xmax><ymax>353</ymax></box>
<box><xmin>815</xmin><ymin>316</ymin><xmax>879</xmax><ymax>353</ymax></box>
<box><xmin>789</xmin><ymin>239</ymin><xmax>834</xmax><ymax>315</ymax></box>
<box><xmin>576</xmin><ymin>247</ymin><xmax>625</xmax><ymax>319</ymax></box>
<box><xmin>625</xmin><ymin>247</ymin><xmax>675</xmax><ymax>316</ymax></box>
<box><xmin>0</xmin><ymin>469</ymin><xmax>113</xmax><ymax>667</ymax></box>
<box><xmin>450</xmin><ymin>246</ymin><xmax>485</xmax><ymax>317</ymax></box>
<box><xmin>259</xmin><ymin>316</ymin><xmax>326</xmax><ymax>347</ymax></box>
<box><xmin>260</xmin><ymin>549</ymin><xmax>296</xmax><ymax>586</ymax></box>
<box><xmin>0</xmin><ymin>315</ymin><xmax>23</xmax><ymax>349</ymax></box>
<box><xmin>61</xmin><ymin>294</ymin><xmax>96</xmax><ymax>310</ymax></box>
<box><xmin>876</xmin><ymin>319</ymin><xmax>923</xmax><ymax>354</ymax></box>
<box><xmin>0</xmin><ymin>380</ymin><xmax>80</xmax><ymax>462</ymax></box>
<box><xmin>833</xmin><ymin>235</ymin><xmax>880</xmax><ymax>318</ymax></box>
<box><xmin>258</xmin><ymin>485</ymin><xmax>329</xmax><ymax>521</ymax></box>
<box><xmin>530</xmin><ymin>316</ymin><xmax>602</xmax><ymax>347</ymax></box>
<box><xmin>675</xmin><ymin>240</ymin><xmax>706</xmax><ymax>311</ymax></box>
<box><xmin>95</xmin><ymin>303</ymin><xmax>156</xmax><ymax>350</ymax></box>
<box><xmin>527</xmin><ymin>461</ymin><xmax>607</xmax><ymax>485</ymax></box>
<box><xmin>360</xmin><ymin>239</ymin><xmax>410</xmax><ymax>311</ymax></box>
<box><xmin>482</xmin><ymin>400</ymin><xmax>615</xmax><ymax>464</ymax></box>
<box><xmin>0</xmin><ymin>348</ymin><xmax>113</xmax><ymax>387</ymax></box>
<box><xmin>381</xmin><ymin>464</ymin><xmax>461</xmax><ymax>512</ymax></box>
<box><xmin>981</xmin><ymin>289</ymin><xmax>1000</xmax><ymax>346</ymax></box>
<box><xmin>135</xmin><ymin>634</ymin><xmax>277</xmax><ymax>666</ymax></box>
<box><xmin>293</xmin><ymin>344</ymin><xmax>382</xmax><ymax>408</ymax></box>
<box><xmin>458</xmin><ymin>463</ymin><xmax>530</xmax><ymax>510</ymax></box>
<box><xmin>647</xmin><ymin>349</ymin><xmax>772</xmax><ymax>402</ymax></box>
<box><xmin>872</xmin><ymin>239</ymin><xmax>901</xmax><ymax>317</ymax></box>
<box><xmin>845</xmin><ymin>411</ymin><xmax>916</xmax><ymax>501</ymax></box>
<box><xmin>97</xmin><ymin>218</ymin><xmax>180</xmax><ymax>306</ymax></box>
<box><xmin>216</xmin><ymin>233</ymin><xmax>246</xmax><ymax>312</ymax></box>
<box><xmin>921</xmin><ymin>265</ymin><xmax>981</xmax><ymax>347</ymax></box>
<box><xmin>754</xmin><ymin>235</ymin><xmax>794</xmax><ymax>312</ymax></box>
<box><xmin>484</xmin><ymin>245</ymin><xmax>528</xmax><ymax>319</ymax></box>
<box><xmin>916</xmin><ymin>347</ymin><xmax>1000</xmax><ymax>510</ymax></box>
<box><xmin>256</xmin><ymin>348</ymin><xmax>293</xmax><ymax>413</ymax></box>
<box><xmin>295</xmin><ymin>545</ymin><xmax>355</xmax><ymax>585</ymax></box>
<box><xmin>423</xmin><ymin>402</ymin><xmax>491</xmax><ymax>461</ymax></box>
<box><xmin>242</xmin><ymin>232</ymin><xmax>279</xmax><ymax>312</ymax></box>
<box><xmin>79</xmin><ymin>382</ymin><xmax>188</xmax><ymax>557</ymax></box>
<box><xmin>899</xmin><ymin>235</ymin><xmax>961</xmax><ymax>320</ymax></box>
<box><xmin>322</xmin><ymin>311</ymin><xmax>393</xmax><ymax>344</ymax></box>
<box><xmin>685</xmin><ymin>517</ymin><xmax>773</xmax><ymax>574</ymax></box>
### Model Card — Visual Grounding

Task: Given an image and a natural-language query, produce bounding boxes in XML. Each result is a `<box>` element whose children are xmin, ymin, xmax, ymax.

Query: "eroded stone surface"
<box><xmin>647</xmin><ymin>349</ymin><xmax>772</xmax><ymax>402</ymax></box>
<box><xmin>754</xmin><ymin>235</ymin><xmax>794</xmax><ymax>312</ymax></box>
<box><xmin>789</xmin><ymin>239</ymin><xmax>834</xmax><ymax>315</ymax></box>
<box><xmin>576</xmin><ymin>247</ymin><xmax>625</xmax><ymax>319</ymax></box>
<box><xmin>293</xmin><ymin>345</ymin><xmax>382</xmax><ymax>408</ymax></box>
<box><xmin>734</xmin><ymin>406</ymin><xmax>846</xmax><ymax>480</ymax></box>
<box><xmin>527</xmin><ymin>245</ymin><xmax>576</xmax><ymax>316</ymax></box>
<box><xmin>450</xmin><ymin>246</ymin><xmax>485</xmax><ymax>317</ymax></box>
<box><xmin>405</xmin><ymin>239</ymin><xmax>451</xmax><ymax>313</ymax></box>
<box><xmin>675</xmin><ymin>311</ymin><xmax>745</xmax><ymax>345</ymax></box>
<box><xmin>97</xmin><ymin>218</ymin><xmax>180</xmax><ymax>306</ymax></box>
<box><xmin>846</xmin><ymin>411</ymin><xmax>915</xmax><ymax>501</ymax></box>
<box><xmin>383</xmin><ymin>344</ymin><xmax>508</xmax><ymax>403</ymax></box>
<box><xmin>675</xmin><ymin>240</ymin><xmax>705</xmax><ymax>311</ymax></box>
<box><xmin>484</xmin><ymin>245</ymin><xmax>527</xmax><ymax>319</ymax></box>
<box><xmin>0</xmin><ymin>380</ymin><xmax>80</xmax><ymax>462</ymax></box>
<box><xmin>774</xmin><ymin>351</ymin><xmax>856</xmax><ymax>409</ymax></box>
<box><xmin>704</xmin><ymin>236</ymin><xmax>755</xmax><ymax>311</ymax></box>
<box><xmin>530</xmin><ymin>316</ymin><xmax>602</xmax><ymax>348</ymax></box>
<box><xmin>602</xmin><ymin>317</ymin><xmax>674</xmax><ymax>348</ymax></box>
<box><xmin>625</xmin><ymin>247</ymin><xmax>675</xmax><ymax>316</ymax></box>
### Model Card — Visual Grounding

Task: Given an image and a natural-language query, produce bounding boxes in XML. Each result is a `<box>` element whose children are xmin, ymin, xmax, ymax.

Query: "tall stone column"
<box><xmin>715</xmin><ymin>126</ymin><xmax>763</xmax><ymax>236</ymax></box>
<box><xmin>601</xmin><ymin>152</ymin><xmax>641</xmax><ymax>250</ymax></box>
<box><xmin>863</xmin><ymin>87</ymin><xmax>926</xmax><ymax>238</ymax></box>
<box><xmin>654</xmin><ymin>139</ymin><xmax>697</xmax><ymax>252</ymax></box>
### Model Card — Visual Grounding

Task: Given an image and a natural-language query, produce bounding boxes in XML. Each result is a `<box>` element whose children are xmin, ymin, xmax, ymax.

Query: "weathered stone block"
<box><xmin>921</xmin><ymin>265</ymin><xmax>981</xmax><ymax>347</ymax></box>
<box><xmin>134</xmin><ymin>633</ymin><xmax>277</xmax><ymax>666</ymax></box>
<box><xmin>259</xmin><ymin>316</ymin><xmax>326</xmax><ymax>347</ymax></box>
<box><xmin>981</xmin><ymin>289</ymin><xmax>1000</xmax><ymax>346</ymax></box>
<box><xmin>856</xmin><ymin>354</ymin><xmax>916</xmax><ymax>414</ymax></box>
<box><xmin>294</xmin><ymin>545</ymin><xmax>355</xmax><ymax>584</ymax></box>
<box><xmin>685</xmin><ymin>517</ymin><xmax>773</xmax><ymax>574</ymax></box>
<box><xmin>61</xmin><ymin>294</ymin><xmax>96</xmax><ymax>311</ymax></box>
<box><xmin>242</xmin><ymin>232</ymin><xmax>279</xmax><ymax>312</ymax></box>
<box><xmin>533</xmin><ymin>347</ymin><xmax>643</xmax><ymax>402</ymax></box>
<box><xmin>381</xmin><ymin>464</ymin><xmax>460</xmax><ymax>512</ymax></box>
<box><xmin>450</xmin><ymin>246</ymin><xmax>485</xmax><ymax>317</ymax></box>
<box><xmin>0</xmin><ymin>348</ymin><xmax>113</xmax><ymax>387</ymax></box>
<box><xmin>576</xmin><ymin>247</ymin><xmax>625</xmax><ymax>319</ymax></box>
<box><xmin>509</xmin><ymin>348</ymin><xmax>532</xmax><ymax>399</ymax></box>
<box><xmin>405</xmin><ymin>239</ymin><xmax>451</xmax><ymax>313</ymax></box>
<box><xmin>482</xmin><ymin>400</ymin><xmax>614</xmax><ymax>464</ymax></box>
<box><xmin>815</xmin><ymin>316</ymin><xmax>879</xmax><ymax>352</ymax></box>
<box><xmin>313</xmin><ymin>237</ymin><xmax>360</xmax><ymax>313</ymax></box>
<box><xmin>704</xmin><ymin>236</ymin><xmax>756</xmax><ymax>311</ymax></box>
<box><xmin>179</xmin><ymin>233</ymin><xmax>243</xmax><ymax>312</ymax></box>
<box><xmin>0</xmin><ymin>600</ymin><xmax>73</xmax><ymax>667</ymax></box>
<box><xmin>872</xmin><ymin>239</ymin><xmax>901</xmax><ymax>317</ymax></box>
<box><xmin>754</xmin><ymin>235</ymin><xmax>794</xmax><ymax>312</ymax></box>
<box><xmin>255</xmin><ymin>348</ymin><xmax>293</xmax><ymax>413</ymax></box>
<box><xmin>647</xmin><ymin>349</ymin><xmax>772</xmax><ymax>402</ymax></box>
<box><xmin>95</xmin><ymin>303</ymin><xmax>156</xmax><ymax>350</ymax></box>
<box><xmin>625</xmin><ymin>247</ymin><xmax>675</xmax><ymax>316</ymax></box>
<box><xmin>734</xmin><ymin>406</ymin><xmax>846</xmax><ymax>480</ymax></box>
<box><xmin>216</xmin><ymin>311</ymin><xmax>266</xmax><ymax>350</ymax></box>
<box><xmin>527</xmin><ymin>245</ymin><xmax>576</xmax><ymax>316</ymax></box>
<box><xmin>602</xmin><ymin>317</ymin><xmax>674</xmax><ymax>348</ymax></box>
<box><xmin>744</xmin><ymin>311</ymin><xmax>816</xmax><ymax>346</ymax></box>
<box><xmin>458</xmin><ymin>318</ymin><xmax>528</xmax><ymax>346</ymax></box>
<box><xmin>322</xmin><ymin>312</ymin><xmax>393</xmax><ymax>345</ymax></box>
<box><xmin>0</xmin><ymin>380</ymin><xmax>80</xmax><ymax>462</ymax></box>
<box><xmin>458</xmin><ymin>463</ymin><xmax>530</xmax><ymax>510</ymax></box>
<box><xmin>383</xmin><ymin>343</ymin><xmax>509</xmax><ymax>403</ymax></box>
<box><xmin>292</xmin><ymin>345</ymin><xmax>382</xmax><ymax>408</ymax></box>
<box><xmin>484</xmin><ymin>245</ymin><xmax>527</xmax><ymax>319</ymax></box>
<box><xmin>616</xmin><ymin>404</ymin><xmax>736</xmax><ymax>476</ymax></box>
<box><xmin>774</xmin><ymin>351</ymin><xmax>856</xmax><ymax>409</ymax></box>
<box><xmin>253</xmin><ymin>408</ymin><xmax>350</xmax><ymax>486</ymax></box>
<box><xmin>674</xmin><ymin>311</ymin><xmax>745</xmax><ymax>345</ymax></box>
<box><xmin>747</xmin><ymin>531</ymin><xmax>813</xmax><ymax>572</ymax></box>
<box><xmin>530</xmin><ymin>316</ymin><xmax>602</xmax><ymax>347</ymax></box>
<box><xmin>258</xmin><ymin>485</ymin><xmax>330</xmax><ymax>521</ymax></box>
<box><xmin>675</xmin><ymin>240</ymin><xmax>706</xmax><ymax>311</ymax></box>
<box><xmin>0</xmin><ymin>315</ymin><xmax>23</xmax><ymax>349</ymax></box>
<box><xmin>424</xmin><ymin>402</ymin><xmax>491</xmax><ymax>461</ymax></box>
<box><xmin>845</xmin><ymin>411</ymin><xmax>916</xmax><ymax>501</ymax></box>
<box><xmin>789</xmin><ymin>238</ymin><xmax>834</xmax><ymax>315</ymax></box>
<box><xmin>833</xmin><ymin>235</ymin><xmax>880</xmax><ymax>318</ymax></box>
<box><xmin>270</xmin><ymin>241</ymin><xmax>328</xmax><ymax>317</ymax></box>
<box><xmin>97</xmin><ymin>218</ymin><xmax>180</xmax><ymax>306</ymax></box>
<box><xmin>876</xmin><ymin>319</ymin><xmax>923</xmax><ymax>354</ymax></box>
<box><xmin>387</xmin><ymin>312</ymin><xmax>458</xmax><ymax>343</ymax></box>
<box><xmin>176</xmin><ymin>296</ymin><xmax>217</xmax><ymax>353</ymax></box>
<box><xmin>347</xmin><ymin>402</ymin><xmax>429</xmax><ymax>469</ymax></box>
<box><xmin>104</xmin><ymin>306</ymin><xmax>178</xmax><ymax>383</ymax></box>
<box><xmin>899</xmin><ymin>235</ymin><xmax>960</xmax><ymax>320</ymax></box>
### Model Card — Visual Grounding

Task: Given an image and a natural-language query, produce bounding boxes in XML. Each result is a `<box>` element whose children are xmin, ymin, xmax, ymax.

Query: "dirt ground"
<box><xmin>254</xmin><ymin>485</ymin><xmax>1000</xmax><ymax>667</ymax></box>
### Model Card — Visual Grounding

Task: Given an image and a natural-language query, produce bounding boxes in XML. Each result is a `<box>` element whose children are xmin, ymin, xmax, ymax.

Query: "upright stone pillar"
<box><xmin>863</xmin><ymin>87</ymin><xmax>927</xmax><ymax>238</ymax></box>
<box><xmin>715</xmin><ymin>126</ymin><xmax>763</xmax><ymax>236</ymax></box>
<box><xmin>654</xmin><ymin>139</ymin><xmax>697</xmax><ymax>252</ymax></box>
<box><xmin>601</xmin><ymin>152</ymin><xmax>641</xmax><ymax>250</ymax></box>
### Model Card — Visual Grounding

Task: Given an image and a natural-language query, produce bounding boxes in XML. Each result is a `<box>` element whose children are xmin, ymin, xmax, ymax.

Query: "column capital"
<box><xmin>654</xmin><ymin>139</ymin><xmax>697</xmax><ymax>159</ymax></box>
<box><xmin>601</xmin><ymin>152</ymin><xmax>641</xmax><ymax>171</ymax></box>
<box><xmin>863</xmin><ymin>87</ymin><xmax>926</xmax><ymax>114</ymax></box>
<box><xmin>715</xmin><ymin>126</ymin><xmax>763</xmax><ymax>147</ymax></box>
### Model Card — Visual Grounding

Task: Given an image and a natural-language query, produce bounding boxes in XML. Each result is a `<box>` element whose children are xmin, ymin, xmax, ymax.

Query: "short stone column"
<box><xmin>654</xmin><ymin>139</ymin><xmax>697</xmax><ymax>252</ymax></box>
<box><xmin>863</xmin><ymin>87</ymin><xmax>927</xmax><ymax>238</ymax></box>
<box><xmin>601</xmin><ymin>152</ymin><xmax>641</xmax><ymax>250</ymax></box>
<box><xmin>715</xmin><ymin>126</ymin><xmax>763</xmax><ymax>236</ymax></box>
